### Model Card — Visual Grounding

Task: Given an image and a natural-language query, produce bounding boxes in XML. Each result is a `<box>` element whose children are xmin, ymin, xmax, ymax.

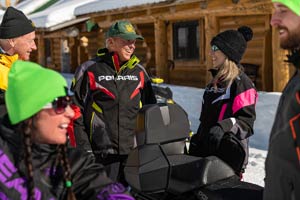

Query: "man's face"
<box><xmin>110</xmin><ymin>37</ymin><xmax>136</xmax><ymax>63</ymax></box>
<box><xmin>12</xmin><ymin>31</ymin><xmax>37</xmax><ymax>60</ymax></box>
<box><xmin>271</xmin><ymin>3</ymin><xmax>300</xmax><ymax>49</ymax></box>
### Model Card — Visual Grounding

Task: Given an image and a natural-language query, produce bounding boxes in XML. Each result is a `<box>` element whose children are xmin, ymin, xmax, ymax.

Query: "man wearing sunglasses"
<box><xmin>71</xmin><ymin>20</ymin><xmax>156</xmax><ymax>185</ymax></box>
<box><xmin>0</xmin><ymin>7</ymin><xmax>37</xmax><ymax>119</ymax></box>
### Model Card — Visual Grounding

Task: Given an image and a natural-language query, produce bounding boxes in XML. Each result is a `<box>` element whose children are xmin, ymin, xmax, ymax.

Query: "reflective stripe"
<box><xmin>90</xmin><ymin>112</ymin><xmax>95</xmax><ymax>142</ymax></box>
<box><xmin>130</xmin><ymin>71</ymin><xmax>144</xmax><ymax>99</ymax></box>
<box><xmin>92</xmin><ymin>102</ymin><xmax>103</xmax><ymax>113</ymax></box>
<box><xmin>212</xmin><ymin>86</ymin><xmax>231</xmax><ymax>104</ymax></box>
<box><xmin>230</xmin><ymin>117</ymin><xmax>237</xmax><ymax>125</ymax></box>
<box><xmin>71</xmin><ymin>77</ymin><xmax>76</xmax><ymax>87</ymax></box>
<box><xmin>289</xmin><ymin>113</ymin><xmax>300</xmax><ymax>165</ymax></box>
<box><xmin>167</xmin><ymin>99</ymin><xmax>174</xmax><ymax>104</ymax></box>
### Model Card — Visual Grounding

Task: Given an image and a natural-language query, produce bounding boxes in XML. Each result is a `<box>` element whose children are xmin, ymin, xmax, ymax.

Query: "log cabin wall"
<box><xmin>33</xmin><ymin>0</ymin><xmax>290</xmax><ymax>92</ymax></box>
<box><xmin>158</xmin><ymin>0</ymin><xmax>275</xmax><ymax>91</ymax></box>
<box><xmin>31</xmin><ymin>35</ymin><xmax>62</xmax><ymax>71</ymax></box>
<box><xmin>134</xmin><ymin>23</ymin><xmax>156</xmax><ymax>76</ymax></box>
<box><xmin>215</xmin><ymin>14</ymin><xmax>273</xmax><ymax>91</ymax></box>
<box><xmin>33</xmin><ymin>22</ymin><xmax>101</xmax><ymax>73</ymax></box>
<box><xmin>84</xmin><ymin>0</ymin><xmax>284</xmax><ymax>91</ymax></box>
<box><xmin>83</xmin><ymin>31</ymin><xmax>105</xmax><ymax>58</ymax></box>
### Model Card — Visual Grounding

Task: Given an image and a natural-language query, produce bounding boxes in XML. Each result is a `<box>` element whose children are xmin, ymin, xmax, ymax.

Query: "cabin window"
<box><xmin>173</xmin><ymin>21</ymin><xmax>199</xmax><ymax>60</ymax></box>
<box><xmin>44</xmin><ymin>38</ymin><xmax>58</xmax><ymax>70</ymax></box>
<box><xmin>45</xmin><ymin>39</ymin><xmax>52</xmax><ymax>66</ymax></box>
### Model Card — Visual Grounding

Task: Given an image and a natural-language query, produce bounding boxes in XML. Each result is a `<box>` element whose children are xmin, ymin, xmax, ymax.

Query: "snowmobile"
<box><xmin>150</xmin><ymin>77</ymin><xmax>174</xmax><ymax>104</ymax></box>
<box><xmin>124</xmin><ymin>103</ymin><xmax>263</xmax><ymax>200</ymax></box>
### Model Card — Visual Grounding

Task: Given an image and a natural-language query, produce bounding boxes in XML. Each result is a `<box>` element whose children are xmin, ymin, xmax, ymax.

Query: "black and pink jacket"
<box><xmin>197</xmin><ymin>71</ymin><xmax>258</xmax><ymax>169</ymax></box>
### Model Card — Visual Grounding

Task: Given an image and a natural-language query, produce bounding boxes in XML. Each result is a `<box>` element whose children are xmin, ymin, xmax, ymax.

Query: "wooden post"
<box><xmin>262</xmin><ymin>15</ymin><xmax>273</xmax><ymax>91</ymax></box>
<box><xmin>154</xmin><ymin>18</ymin><xmax>168</xmax><ymax>81</ymax></box>
<box><xmin>5</xmin><ymin>0</ymin><xmax>10</xmax><ymax>7</ymax></box>
<box><xmin>205</xmin><ymin>15</ymin><xmax>217</xmax><ymax>84</ymax></box>
<box><xmin>37</xmin><ymin>34</ymin><xmax>45</xmax><ymax>66</ymax></box>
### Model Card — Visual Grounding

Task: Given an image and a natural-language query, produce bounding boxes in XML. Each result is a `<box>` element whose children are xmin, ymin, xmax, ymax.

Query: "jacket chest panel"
<box><xmin>88</xmin><ymin>69</ymin><xmax>142</xmax><ymax>109</ymax></box>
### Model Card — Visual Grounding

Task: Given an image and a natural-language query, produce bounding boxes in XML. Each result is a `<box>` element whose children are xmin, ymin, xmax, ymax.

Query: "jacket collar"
<box><xmin>0</xmin><ymin>53</ymin><xmax>19</xmax><ymax>68</ymax></box>
<box><xmin>96</xmin><ymin>48</ymin><xmax>140</xmax><ymax>72</ymax></box>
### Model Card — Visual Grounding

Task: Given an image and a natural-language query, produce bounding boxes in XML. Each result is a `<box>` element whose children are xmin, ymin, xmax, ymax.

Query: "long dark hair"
<box><xmin>16</xmin><ymin>117</ymin><xmax>76</xmax><ymax>200</ymax></box>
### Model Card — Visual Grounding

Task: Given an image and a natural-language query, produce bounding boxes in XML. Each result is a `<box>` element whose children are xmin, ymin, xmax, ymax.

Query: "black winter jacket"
<box><xmin>192</xmin><ymin>71</ymin><xmax>257</xmax><ymax>169</ymax></box>
<box><xmin>0</xmin><ymin>115</ymin><xmax>134</xmax><ymax>200</ymax></box>
<box><xmin>264</xmin><ymin>69</ymin><xmax>300</xmax><ymax>200</ymax></box>
<box><xmin>71</xmin><ymin>48</ymin><xmax>156</xmax><ymax>155</ymax></box>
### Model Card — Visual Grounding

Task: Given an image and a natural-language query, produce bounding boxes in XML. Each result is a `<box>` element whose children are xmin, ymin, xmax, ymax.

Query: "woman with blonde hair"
<box><xmin>189</xmin><ymin>26</ymin><xmax>258</xmax><ymax>177</ymax></box>
<box><xmin>0</xmin><ymin>60</ymin><xmax>134</xmax><ymax>200</ymax></box>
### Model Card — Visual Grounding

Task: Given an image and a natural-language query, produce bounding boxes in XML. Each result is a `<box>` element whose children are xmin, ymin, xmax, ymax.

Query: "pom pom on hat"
<box><xmin>211</xmin><ymin>26</ymin><xmax>253</xmax><ymax>64</ymax></box>
<box><xmin>238</xmin><ymin>26</ymin><xmax>253</xmax><ymax>42</ymax></box>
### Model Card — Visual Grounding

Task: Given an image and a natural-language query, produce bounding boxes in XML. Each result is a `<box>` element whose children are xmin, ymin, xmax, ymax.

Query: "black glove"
<box><xmin>189</xmin><ymin>132</ymin><xmax>211</xmax><ymax>157</ymax></box>
<box><xmin>208</xmin><ymin>125</ymin><xmax>225</xmax><ymax>154</ymax></box>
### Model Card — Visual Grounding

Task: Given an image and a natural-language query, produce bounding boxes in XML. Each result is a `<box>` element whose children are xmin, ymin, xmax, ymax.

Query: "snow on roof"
<box><xmin>28</xmin><ymin>0</ymin><xmax>97</xmax><ymax>28</ymax></box>
<box><xmin>0</xmin><ymin>0</ymin><xmax>50</xmax><ymax>23</ymax></box>
<box><xmin>74</xmin><ymin>0</ymin><xmax>170</xmax><ymax>16</ymax></box>
<box><xmin>0</xmin><ymin>0</ymin><xmax>170</xmax><ymax>29</ymax></box>
<box><xmin>15</xmin><ymin>0</ymin><xmax>50</xmax><ymax>15</ymax></box>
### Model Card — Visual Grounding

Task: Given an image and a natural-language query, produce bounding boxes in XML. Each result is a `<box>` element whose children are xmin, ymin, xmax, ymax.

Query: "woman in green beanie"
<box><xmin>0</xmin><ymin>60</ymin><xmax>134</xmax><ymax>200</ymax></box>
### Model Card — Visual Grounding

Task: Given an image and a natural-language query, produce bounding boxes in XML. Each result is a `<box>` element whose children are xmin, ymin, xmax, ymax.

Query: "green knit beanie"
<box><xmin>5</xmin><ymin>60</ymin><xmax>67</xmax><ymax>125</ymax></box>
<box><xmin>272</xmin><ymin>0</ymin><xmax>300</xmax><ymax>16</ymax></box>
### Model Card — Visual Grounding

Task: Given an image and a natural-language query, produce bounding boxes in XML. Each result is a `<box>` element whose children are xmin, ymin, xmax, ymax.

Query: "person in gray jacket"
<box><xmin>264</xmin><ymin>0</ymin><xmax>300</xmax><ymax>199</ymax></box>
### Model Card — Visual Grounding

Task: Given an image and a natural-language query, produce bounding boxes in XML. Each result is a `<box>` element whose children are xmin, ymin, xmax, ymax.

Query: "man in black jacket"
<box><xmin>264</xmin><ymin>1</ymin><xmax>300</xmax><ymax>199</ymax></box>
<box><xmin>71</xmin><ymin>20</ymin><xmax>156</xmax><ymax>185</ymax></box>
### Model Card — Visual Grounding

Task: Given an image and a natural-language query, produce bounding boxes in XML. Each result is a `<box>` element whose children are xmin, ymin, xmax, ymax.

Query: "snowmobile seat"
<box><xmin>125</xmin><ymin>104</ymin><xmax>236</xmax><ymax>194</ymax></box>
<box><xmin>125</xmin><ymin>146</ymin><xmax>236</xmax><ymax>193</ymax></box>
<box><xmin>135</xmin><ymin>103</ymin><xmax>190</xmax><ymax>154</ymax></box>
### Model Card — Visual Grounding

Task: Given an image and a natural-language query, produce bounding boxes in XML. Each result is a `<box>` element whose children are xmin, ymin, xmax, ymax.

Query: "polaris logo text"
<box><xmin>98</xmin><ymin>75</ymin><xmax>138</xmax><ymax>81</ymax></box>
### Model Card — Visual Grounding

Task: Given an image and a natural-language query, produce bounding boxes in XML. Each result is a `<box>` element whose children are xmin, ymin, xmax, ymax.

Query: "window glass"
<box><xmin>173</xmin><ymin>21</ymin><xmax>199</xmax><ymax>60</ymax></box>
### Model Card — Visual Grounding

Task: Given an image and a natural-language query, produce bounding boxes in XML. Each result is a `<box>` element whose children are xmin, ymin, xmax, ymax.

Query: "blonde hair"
<box><xmin>211</xmin><ymin>58</ymin><xmax>240</xmax><ymax>90</ymax></box>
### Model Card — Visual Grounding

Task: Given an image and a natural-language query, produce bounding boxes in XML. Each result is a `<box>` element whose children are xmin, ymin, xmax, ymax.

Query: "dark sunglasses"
<box><xmin>43</xmin><ymin>96</ymin><xmax>72</xmax><ymax>114</ymax></box>
<box><xmin>211</xmin><ymin>45</ymin><xmax>219</xmax><ymax>52</ymax></box>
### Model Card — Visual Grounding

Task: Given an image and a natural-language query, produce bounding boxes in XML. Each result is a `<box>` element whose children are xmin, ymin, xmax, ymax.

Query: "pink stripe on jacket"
<box><xmin>232</xmin><ymin>88</ymin><xmax>257</xmax><ymax>114</ymax></box>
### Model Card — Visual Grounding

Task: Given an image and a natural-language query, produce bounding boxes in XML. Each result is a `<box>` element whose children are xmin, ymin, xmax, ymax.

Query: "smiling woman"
<box><xmin>0</xmin><ymin>60</ymin><xmax>134</xmax><ymax>200</ymax></box>
<box><xmin>189</xmin><ymin>26</ymin><xmax>257</xmax><ymax>177</ymax></box>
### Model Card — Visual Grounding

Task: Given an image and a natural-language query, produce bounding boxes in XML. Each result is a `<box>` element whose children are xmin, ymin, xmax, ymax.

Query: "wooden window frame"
<box><xmin>172</xmin><ymin>20</ymin><xmax>201</xmax><ymax>61</ymax></box>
